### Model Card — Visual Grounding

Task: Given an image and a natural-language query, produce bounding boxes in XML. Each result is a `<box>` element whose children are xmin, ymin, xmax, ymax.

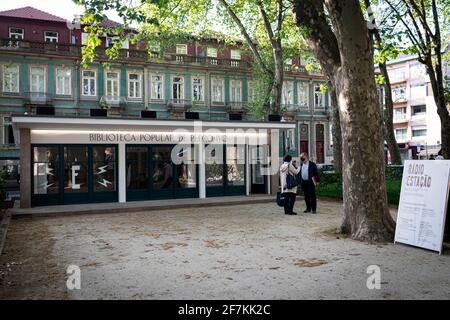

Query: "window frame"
<box><xmin>176</xmin><ymin>44</ymin><xmax>188</xmax><ymax>55</ymax></box>
<box><xmin>207</xmin><ymin>47</ymin><xmax>218</xmax><ymax>58</ymax></box>
<box><xmin>29</xmin><ymin>65</ymin><xmax>47</xmax><ymax>95</ymax></box>
<box><xmin>298</xmin><ymin>81</ymin><xmax>309</xmax><ymax>108</ymax></box>
<box><xmin>230</xmin><ymin>49</ymin><xmax>241</xmax><ymax>60</ymax></box>
<box><xmin>282</xmin><ymin>80</ymin><xmax>294</xmax><ymax>106</ymax></box>
<box><xmin>171</xmin><ymin>75</ymin><xmax>185</xmax><ymax>101</ymax></box>
<box><xmin>314</xmin><ymin>84</ymin><xmax>325</xmax><ymax>108</ymax></box>
<box><xmin>127</xmin><ymin>71</ymin><xmax>143</xmax><ymax>100</ymax></box>
<box><xmin>44</xmin><ymin>31</ymin><xmax>59</xmax><ymax>43</ymax></box>
<box><xmin>105</xmin><ymin>71</ymin><xmax>120</xmax><ymax>98</ymax></box>
<box><xmin>150</xmin><ymin>73</ymin><xmax>164</xmax><ymax>101</ymax></box>
<box><xmin>191</xmin><ymin>75</ymin><xmax>205</xmax><ymax>103</ymax></box>
<box><xmin>2</xmin><ymin>64</ymin><xmax>20</xmax><ymax>94</ymax></box>
<box><xmin>9</xmin><ymin>27</ymin><xmax>24</xmax><ymax>39</ymax></box>
<box><xmin>229</xmin><ymin>79</ymin><xmax>242</xmax><ymax>103</ymax></box>
<box><xmin>81</xmin><ymin>69</ymin><xmax>97</xmax><ymax>97</ymax></box>
<box><xmin>55</xmin><ymin>66</ymin><xmax>72</xmax><ymax>96</ymax></box>
<box><xmin>211</xmin><ymin>77</ymin><xmax>224</xmax><ymax>104</ymax></box>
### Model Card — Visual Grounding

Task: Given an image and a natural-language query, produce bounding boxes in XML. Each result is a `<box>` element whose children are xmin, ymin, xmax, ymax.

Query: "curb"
<box><xmin>11</xmin><ymin>197</ymin><xmax>276</xmax><ymax>218</ymax></box>
<box><xmin>0</xmin><ymin>209</ymin><xmax>12</xmax><ymax>255</ymax></box>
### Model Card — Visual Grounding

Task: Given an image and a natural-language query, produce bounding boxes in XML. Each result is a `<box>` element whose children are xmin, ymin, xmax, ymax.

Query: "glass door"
<box><xmin>126</xmin><ymin>146</ymin><xmax>150</xmax><ymax>201</ymax></box>
<box><xmin>205</xmin><ymin>144</ymin><xmax>225</xmax><ymax>196</ymax></box>
<box><xmin>63</xmin><ymin>145</ymin><xmax>89</xmax><ymax>204</ymax></box>
<box><xmin>92</xmin><ymin>146</ymin><xmax>118</xmax><ymax>203</ymax></box>
<box><xmin>173</xmin><ymin>145</ymin><xmax>198</xmax><ymax>198</ymax></box>
<box><xmin>151</xmin><ymin>145</ymin><xmax>174</xmax><ymax>199</ymax></box>
<box><xmin>250</xmin><ymin>145</ymin><xmax>267</xmax><ymax>194</ymax></box>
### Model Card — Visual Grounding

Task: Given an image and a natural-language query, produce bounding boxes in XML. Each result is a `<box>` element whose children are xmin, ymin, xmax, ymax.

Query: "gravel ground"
<box><xmin>0</xmin><ymin>199</ymin><xmax>449</xmax><ymax>300</ymax></box>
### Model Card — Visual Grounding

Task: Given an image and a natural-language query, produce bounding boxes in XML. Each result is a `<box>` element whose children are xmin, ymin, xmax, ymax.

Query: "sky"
<box><xmin>0</xmin><ymin>0</ymin><xmax>122</xmax><ymax>22</ymax></box>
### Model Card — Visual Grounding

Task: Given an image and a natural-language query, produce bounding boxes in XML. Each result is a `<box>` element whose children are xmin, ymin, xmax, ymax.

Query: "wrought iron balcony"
<box><xmin>281</xmin><ymin>104</ymin><xmax>300</xmax><ymax>115</ymax></box>
<box><xmin>227</xmin><ymin>102</ymin><xmax>247</xmax><ymax>113</ymax></box>
<box><xmin>166</xmin><ymin>99</ymin><xmax>192</xmax><ymax>112</ymax></box>
<box><xmin>100</xmin><ymin>95</ymin><xmax>128</xmax><ymax>108</ymax></box>
<box><xmin>24</xmin><ymin>92</ymin><xmax>53</xmax><ymax>105</ymax></box>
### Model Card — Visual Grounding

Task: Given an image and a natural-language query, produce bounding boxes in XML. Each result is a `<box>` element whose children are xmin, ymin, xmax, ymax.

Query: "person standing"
<box><xmin>299</xmin><ymin>152</ymin><xmax>320</xmax><ymax>213</ymax></box>
<box><xmin>280</xmin><ymin>155</ymin><xmax>300</xmax><ymax>215</ymax></box>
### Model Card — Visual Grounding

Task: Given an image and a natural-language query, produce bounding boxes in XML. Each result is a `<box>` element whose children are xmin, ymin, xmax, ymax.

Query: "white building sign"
<box><xmin>394</xmin><ymin>160</ymin><xmax>450</xmax><ymax>253</ymax></box>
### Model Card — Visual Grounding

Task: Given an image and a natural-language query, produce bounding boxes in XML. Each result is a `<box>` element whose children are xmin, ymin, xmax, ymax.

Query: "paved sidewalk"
<box><xmin>1</xmin><ymin>200</ymin><xmax>449</xmax><ymax>299</ymax></box>
<box><xmin>10</xmin><ymin>195</ymin><xmax>277</xmax><ymax>217</ymax></box>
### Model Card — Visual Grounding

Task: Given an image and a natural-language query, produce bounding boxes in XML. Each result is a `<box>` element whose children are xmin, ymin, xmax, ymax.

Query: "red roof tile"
<box><xmin>0</xmin><ymin>6</ymin><xmax>66</xmax><ymax>23</ymax></box>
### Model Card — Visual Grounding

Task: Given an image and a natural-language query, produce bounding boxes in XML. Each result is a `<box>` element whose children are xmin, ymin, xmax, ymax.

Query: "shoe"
<box><xmin>311</xmin><ymin>211</ymin><xmax>317</xmax><ymax>214</ymax></box>
<box><xmin>291</xmin><ymin>212</ymin><xmax>298</xmax><ymax>215</ymax></box>
<box><xmin>303</xmin><ymin>209</ymin><xmax>311</xmax><ymax>213</ymax></box>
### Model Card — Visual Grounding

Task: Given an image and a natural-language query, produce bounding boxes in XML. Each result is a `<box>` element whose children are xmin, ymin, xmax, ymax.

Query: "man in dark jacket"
<box><xmin>299</xmin><ymin>152</ymin><xmax>320</xmax><ymax>213</ymax></box>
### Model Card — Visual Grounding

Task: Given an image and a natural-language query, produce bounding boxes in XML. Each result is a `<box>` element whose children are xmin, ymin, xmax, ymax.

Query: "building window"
<box><xmin>282</xmin><ymin>81</ymin><xmax>294</xmax><ymax>106</ymax></box>
<box><xmin>81</xmin><ymin>32</ymin><xmax>89</xmax><ymax>45</ymax></box>
<box><xmin>82</xmin><ymin>70</ymin><xmax>96</xmax><ymax>96</ymax></box>
<box><xmin>394</xmin><ymin>107</ymin><xmax>407</xmax><ymax>120</ymax></box>
<box><xmin>412</xmin><ymin>104</ymin><xmax>426</xmax><ymax>116</ymax></box>
<box><xmin>314</xmin><ymin>85</ymin><xmax>325</xmax><ymax>108</ymax></box>
<box><xmin>149</xmin><ymin>42</ymin><xmax>161</xmax><ymax>57</ymax></box>
<box><xmin>93</xmin><ymin>146</ymin><xmax>116</xmax><ymax>192</ymax></box>
<box><xmin>176</xmin><ymin>44</ymin><xmax>187</xmax><ymax>55</ymax></box>
<box><xmin>395</xmin><ymin>128</ymin><xmax>407</xmax><ymax>140</ymax></box>
<box><xmin>247</xmin><ymin>81</ymin><xmax>257</xmax><ymax>104</ymax></box>
<box><xmin>30</xmin><ymin>66</ymin><xmax>46</xmax><ymax>94</ymax></box>
<box><xmin>412</xmin><ymin>128</ymin><xmax>427</xmax><ymax>137</ymax></box>
<box><xmin>230</xmin><ymin>79</ymin><xmax>242</xmax><ymax>102</ymax></box>
<box><xmin>44</xmin><ymin>31</ymin><xmax>58</xmax><ymax>43</ymax></box>
<box><xmin>392</xmin><ymin>87</ymin><xmax>406</xmax><ymax>102</ymax></box>
<box><xmin>192</xmin><ymin>76</ymin><xmax>204</xmax><ymax>102</ymax></box>
<box><xmin>207</xmin><ymin>47</ymin><xmax>217</xmax><ymax>58</ymax></box>
<box><xmin>211</xmin><ymin>78</ymin><xmax>224</xmax><ymax>103</ymax></box>
<box><xmin>300</xmin><ymin>123</ymin><xmax>309</xmax><ymax>154</ymax></box>
<box><xmin>9</xmin><ymin>27</ymin><xmax>24</xmax><ymax>40</ymax></box>
<box><xmin>315</xmin><ymin>124</ymin><xmax>325</xmax><ymax>164</ymax></box>
<box><xmin>150</xmin><ymin>74</ymin><xmax>163</xmax><ymax>100</ymax></box>
<box><xmin>390</xmin><ymin>67</ymin><xmax>406</xmax><ymax>82</ymax></box>
<box><xmin>105</xmin><ymin>71</ymin><xmax>120</xmax><ymax>98</ymax></box>
<box><xmin>172</xmin><ymin>76</ymin><xmax>184</xmax><ymax>101</ymax></box>
<box><xmin>3</xmin><ymin>116</ymin><xmax>15</xmax><ymax>145</ymax></box>
<box><xmin>298</xmin><ymin>82</ymin><xmax>309</xmax><ymax>107</ymax></box>
<box><xmin>128</xmin><ymin>73</ymin><xmax>142</xmax><ymax>99</ymax></box>
<box><xmin>33</xmin><ymin>146</ymin><xmax>59</xmax><ymax>195</ymax></box>
<box><xmin>56</xmin><ymin>67</ymin><xmax>72</xmax><ymax>95</ymax></box>
<box><xmin>231</xmin><ymin>49</ymin><xmax>241</xmax><ymax>60</ymax></box>
<box><xmin>2</xmin><ymin>64</ymin><xmax>19</xmax><ymax>93</ymax></box>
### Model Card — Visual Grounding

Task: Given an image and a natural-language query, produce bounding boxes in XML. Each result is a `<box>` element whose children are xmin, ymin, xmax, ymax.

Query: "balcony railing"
<box><xmin>100</xmin><ymin>95</ymin><xmax>127</xmax><ymax>107</ymax></box>
<box><xmin>281</xmin><ymin>104</ymin><xmax>300</xmax><ymax>115</ymax></box>
<box><xmin>227</xmin><ymin>102</ymin><xmax>247</xmax><ymax>113</ymax></box>
<box><xmin>166</xmin><ymin>99</ymin><xmax>192</xmax><ymax>112</ymax></box>
<box><xmin>24</xmin><ymin>92</ymin><xmax>53</xmax><ymax>105</ymax></box>
<box><xmin>0</xmin><ymin>39</ymin><xmax>321</xmax><ymax>75</ymax></box>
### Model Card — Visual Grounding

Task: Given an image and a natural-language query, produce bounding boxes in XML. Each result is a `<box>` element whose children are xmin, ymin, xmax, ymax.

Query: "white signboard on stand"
<box><xmin>394</xmin><ymin>160</ymin><xmax>450</xmax><ymax>254</ymax></box>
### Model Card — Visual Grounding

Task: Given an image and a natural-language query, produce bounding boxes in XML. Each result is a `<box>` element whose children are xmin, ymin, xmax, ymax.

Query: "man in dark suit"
<box><xmin>299</xmin><ymin>152</ymin><xmax>320</xmax><ymax>213</ymax></box>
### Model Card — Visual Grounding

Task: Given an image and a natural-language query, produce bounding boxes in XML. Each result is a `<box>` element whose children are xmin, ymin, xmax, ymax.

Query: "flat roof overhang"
<box><xmin>12</xmin><ymin>115</ymin><xmax>296</xmax><ymax>131</ymax></box>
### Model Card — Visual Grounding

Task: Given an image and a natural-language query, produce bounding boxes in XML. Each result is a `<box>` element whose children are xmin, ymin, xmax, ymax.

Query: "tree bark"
<box><xmin>293</xmin><ymin>0</ymin><xmax>396</xmax><ymax>242</ymax></box>
<box><xmin>330</xmin><ymin>85</ymin><xmax>342</xmax><ymax>172</ymax></box>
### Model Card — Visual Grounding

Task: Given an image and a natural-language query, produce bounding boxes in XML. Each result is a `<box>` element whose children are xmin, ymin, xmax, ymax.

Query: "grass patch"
<box><xmin>299</xmin><ymin>180</ymin><xmax>401</xmax><ymax>205</ymax></box>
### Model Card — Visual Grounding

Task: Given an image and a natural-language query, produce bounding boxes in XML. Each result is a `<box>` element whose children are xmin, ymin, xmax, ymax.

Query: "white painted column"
<box><xmin>245</xmin><ymin>143</ymin><xmax>250</xmax><ymax>196</ymax></box>
<box><xmin>118</xmin><ymin>143</ymin><xmax>126</xmax><ymax>203</ymax></box>
<box><xmin>197</xmin><ymin>143</ymin><xmax>206</xmax><ymax>198</ymax></box>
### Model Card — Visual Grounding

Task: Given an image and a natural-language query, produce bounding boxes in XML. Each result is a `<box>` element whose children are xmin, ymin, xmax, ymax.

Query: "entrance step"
<box><xmin>10</xmin><ymin>195</ymin><xmax>275</xmax><ymax>218</ymax></box>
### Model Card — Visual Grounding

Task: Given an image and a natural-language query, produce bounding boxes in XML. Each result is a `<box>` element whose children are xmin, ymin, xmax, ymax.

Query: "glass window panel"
<box><xmin>174</xmin><ymin>146</ymin><xmax>196</xmax><ymax>189</ymax></box>
<box><xmin>93</xmin><ymin>146</ymin><xmax>116</xmax><ymax>192</ymax></box>
<box><xmin>205</xmin><ymin>145</ymin><xmax>223</xmax><ymax>187</ymax></box>
<box><xmin>33</xmin><ymin>146</ymin><xmax>59</xmax><ymax>194</ymax></box>
<box><xmin>127</xmin><ymin>147</ymin><xmax>148</xmax><ymax>190</ymax></box>
<box><xmin>226</xmin><ymin>145</ymin><xmax>245</xmax><ymax>186</ymax></box>
<box><xmin>152</xmin><ymin>146</ymin><xmax>173</xmax><ymax>190</ymax></box>
<box><xmin>64</xmin><ymin>146</ymin><xmax>88</xmax><ymax>193</ymax></box>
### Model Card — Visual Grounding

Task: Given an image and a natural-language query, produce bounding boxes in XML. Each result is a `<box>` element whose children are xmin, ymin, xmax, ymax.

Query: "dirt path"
<box><xmin>0</xmin><ymin>200</ymin><xmax>449</xmax><ymax>300</ymax></box>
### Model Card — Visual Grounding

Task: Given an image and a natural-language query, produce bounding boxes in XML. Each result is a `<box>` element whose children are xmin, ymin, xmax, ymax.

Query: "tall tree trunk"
<box><xmin>363</xmin><ymin>0</ymin><xmax>402</xmax><ymax>165</ymax></box>
<box><xmin>330</xmin><ymin>85</ymin><xmax>342</xmax><ymax>172</ymax></box>
<box><xmin>293</xmin><ymin>0</ymin><xmax>395</xmax><ymax>242</ymax></box>
<box><xmin>272</xmin><ymin>42</ymin><xmax>284</xmax><ymax>114</ymax></box>
<box><xmin>379</xmin><ymin>60</ymin><xmax>403</xmax><ymax>164</ymax></box>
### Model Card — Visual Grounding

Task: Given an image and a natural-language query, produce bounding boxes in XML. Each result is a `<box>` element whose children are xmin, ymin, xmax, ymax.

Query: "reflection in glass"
<box><xmin>251</xmin><ymin>146</ymin><xmax>265</xmax><ymax>184</ymax></box>
<box><xmin>93</xmin><ymin>146</ymin><xmax>116</xmax><ymax>192</ymax></box>
<box><xmin>174</xmin><ymin>146</ymin><xmax>196</xmax><ymax>189</ymax></box>
<box><xmin>226</xmin><ymin>145</ymin><xmax>245</xmax><ymax>186</ymax></box>
<box><xmin>64</xmin><ymin>146</ymin><xmax>88</xmax><ymax>193</ymax></box>
<box><xmin>127</xmin><ymin>147</ymin><xmax>148</xmax><ymax>190</ymax></box>
<box><xmin>33</xmin><ymin>146</ymin><xmax>59</xmax><ymax>194</ymax></box>
<box><xmin>205</xmin><ymin>145</ymin><xmax>223</xmax><ymax>187</ymax></box>
<box><xmin>152</xmin><ymin>146</ymin><xmax>173</xmax><ymax>190</ymax></box>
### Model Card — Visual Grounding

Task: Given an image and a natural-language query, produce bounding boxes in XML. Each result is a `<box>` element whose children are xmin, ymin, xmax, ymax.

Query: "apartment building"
<box><xmin>383</xmin><ymin>55</ymin><xmax>445</xmax><ymax>162</ymax></box>
<box><xmin>0</xmin><ymin>6</ymin><xmax>333</xmax><ymax>207</ymax></box>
